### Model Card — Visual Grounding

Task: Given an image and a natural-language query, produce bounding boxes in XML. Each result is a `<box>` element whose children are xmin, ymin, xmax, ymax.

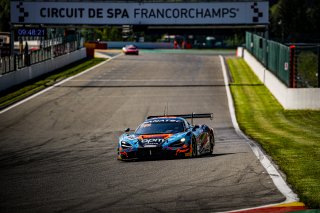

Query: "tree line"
<box><xmin>270</xmin><ymin>0</ymin><xmax>320</xmax><ymax>42</ymax></box>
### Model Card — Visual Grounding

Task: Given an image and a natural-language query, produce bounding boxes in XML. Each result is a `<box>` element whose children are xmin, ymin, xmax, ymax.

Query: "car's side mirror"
<box><xmin>204</xmin><ymin>126</ymin><xmax>210</xmax><ymax>131</ymax></box>
<box><xmin>124</xmin><ymin>128</ymin><xmax>130</xmax><ymax>132</ymax></box>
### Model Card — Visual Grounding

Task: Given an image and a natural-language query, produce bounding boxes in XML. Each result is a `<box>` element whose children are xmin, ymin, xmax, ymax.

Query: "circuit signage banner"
<box><xmin>11</xmin><ymin>1</ymin><xmax>268</xmax><ymax>25</ymax></box>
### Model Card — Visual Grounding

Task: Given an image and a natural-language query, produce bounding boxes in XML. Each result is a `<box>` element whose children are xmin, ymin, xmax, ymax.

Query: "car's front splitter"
<box><xmin>118</xmin><ymin>145</ymin><xmax>192</xmax><ymax>160</ymax></box>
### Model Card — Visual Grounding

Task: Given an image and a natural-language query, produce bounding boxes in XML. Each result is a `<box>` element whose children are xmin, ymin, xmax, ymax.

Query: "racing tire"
<box><xmin>209</xmin><ymin>134</ymin><xmax>214</xmax><ymax>154</ymax></box>
<box><xmin>191</xmin><ymin>136</ymin><xmax>197</xmax><ymax>158</ymax></box>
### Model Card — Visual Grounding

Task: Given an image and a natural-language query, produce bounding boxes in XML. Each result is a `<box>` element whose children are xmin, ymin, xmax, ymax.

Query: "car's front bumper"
<box><xmin>118</xmin><ymin>145</ymin><xmax>191</xmax><ymax>160</ymax></box>
<box><xmin>123</xmin><ymin>50</ymin><xmax>139</xmax><ymax>55</ymax></box>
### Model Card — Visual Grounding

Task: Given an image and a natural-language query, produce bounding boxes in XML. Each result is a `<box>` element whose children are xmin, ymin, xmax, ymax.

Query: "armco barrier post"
<box><xmin>289</xmin><ymin>45</ymin><xmax>296</xmax><ymax>88</ymax></box>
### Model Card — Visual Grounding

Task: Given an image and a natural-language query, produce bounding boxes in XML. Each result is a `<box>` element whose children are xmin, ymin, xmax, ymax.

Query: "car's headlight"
<box><xmin>169</xmin><ymin>138</ymin><xmax>186</xmax><ymax>147</ymax></box>
<box><xmin>121</xmin><ymin>141</ymin><xmax>132</xmax><ymax>148</ymax></box>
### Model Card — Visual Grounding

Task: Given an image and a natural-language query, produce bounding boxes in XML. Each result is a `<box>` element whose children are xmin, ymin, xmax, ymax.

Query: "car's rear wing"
<box><xmin>147</xmin><ymin>113</ymin><xmax>213</xmax><ymax>125</ymax></box>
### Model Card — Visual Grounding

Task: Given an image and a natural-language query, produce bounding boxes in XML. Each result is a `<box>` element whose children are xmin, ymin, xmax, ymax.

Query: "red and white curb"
<box><xmin>228</xmin><ymin>202</ymin><xmax>306</xmax><ymax>213</ymax></box>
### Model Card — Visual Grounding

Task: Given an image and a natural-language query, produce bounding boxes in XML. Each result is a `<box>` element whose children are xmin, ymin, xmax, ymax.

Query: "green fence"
<box><xmin>246</xmin><ymin>32</ymin><xmax>291</xmax><ymax>87</ymax></box>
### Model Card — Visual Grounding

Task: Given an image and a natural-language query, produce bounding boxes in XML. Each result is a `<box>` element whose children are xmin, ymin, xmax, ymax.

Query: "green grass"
<box><xmin>227</xmin><ymin>57</ymin><xmax>320</xmax><ymax>209</ymax></box>
<box><xmin>0</xmin><ymin>58</ymin><xmax>105</xmax><ymax>110</ymax></box>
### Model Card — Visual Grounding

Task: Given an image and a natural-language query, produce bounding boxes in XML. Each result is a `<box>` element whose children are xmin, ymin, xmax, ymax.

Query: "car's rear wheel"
<box><xmin>209</xmin><ymin>133</ymin><xmax>214</xmax><ymax>154</ymax></box>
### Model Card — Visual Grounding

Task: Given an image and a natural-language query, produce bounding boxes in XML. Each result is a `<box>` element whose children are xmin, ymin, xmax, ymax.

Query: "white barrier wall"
<box><xmin>241</xmin><ymin>48</ymin><xmax>320</xmax><ymax>110</ymax></box>
<box><xmin>106</xmin><ymin>42</ymin><xmax>174</xmax><ymax>49</ymax></box>
<box><xmin>0</xmin><ymin>48</ymin><xmax>86</xmax><ymax>92</ymax></box>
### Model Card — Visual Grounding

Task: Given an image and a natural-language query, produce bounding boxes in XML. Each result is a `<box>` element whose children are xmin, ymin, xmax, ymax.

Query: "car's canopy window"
<box><xmin>126</xmin><ymin>45</ymin><xmax>137</xmax><ymax>49</ymax></box>
<box><xmin>135</xmin><ymin>120</ymin><xmax>185</xmax><ymax>134</ymax></box>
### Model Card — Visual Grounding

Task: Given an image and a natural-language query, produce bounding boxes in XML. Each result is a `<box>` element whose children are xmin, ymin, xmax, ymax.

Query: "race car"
<box><xmin>122</xmin><ymin>44</ymin><xmax>139</xmax><ymax>55</ymax></box>
<box><xmin>117</xmin><ymin>113</ymin><xmax>215</xmax><ymax>160</ymax></box>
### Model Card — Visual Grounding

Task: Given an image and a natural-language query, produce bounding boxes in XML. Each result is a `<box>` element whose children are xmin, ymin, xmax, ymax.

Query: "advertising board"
<box><xmin>11</xmin><ymin>1</ymin><xmax>268</xmax><ymax>25</ymax></box>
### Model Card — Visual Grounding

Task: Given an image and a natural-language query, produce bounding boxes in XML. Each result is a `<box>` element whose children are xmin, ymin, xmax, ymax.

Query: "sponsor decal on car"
<box><xmin>142</xmin><ymin>138</ymin><xmax>165</xmax><ymax>144</ymax></box>
<box><xmin>145</xmin><ymin>119</ymin><xmax>182</xmax><ymax>123</ymax></box>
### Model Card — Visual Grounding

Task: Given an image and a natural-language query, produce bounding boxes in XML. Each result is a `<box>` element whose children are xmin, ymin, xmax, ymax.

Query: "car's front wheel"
<box><xmin>191</xmin><ymin>136</ymin><xmax>197</xmax><ymax>157</ymax></box>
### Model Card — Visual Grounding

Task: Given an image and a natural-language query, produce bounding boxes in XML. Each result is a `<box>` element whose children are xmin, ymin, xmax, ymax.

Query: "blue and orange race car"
<box><xmin>117</xmin><ymin>113</ymin><xmax>215</xmax><ymax>160</ymax></box>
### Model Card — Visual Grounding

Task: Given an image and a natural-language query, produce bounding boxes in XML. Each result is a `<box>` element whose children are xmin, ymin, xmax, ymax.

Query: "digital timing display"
<box><xmin>16</xmin><ymin>27</ymin><xmax>47</xmax><ymax>37</ymax></box>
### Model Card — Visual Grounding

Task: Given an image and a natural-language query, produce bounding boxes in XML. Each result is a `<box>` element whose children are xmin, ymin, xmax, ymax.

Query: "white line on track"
<box><xmin>0</xmin><ymin>53</ymin><xmax>123</xmax><ymax>115</ymax></box>
<box><xmin>219</xmin><ymin>55</ymin><xmax>299</xmax><ymax>212</ymax></box>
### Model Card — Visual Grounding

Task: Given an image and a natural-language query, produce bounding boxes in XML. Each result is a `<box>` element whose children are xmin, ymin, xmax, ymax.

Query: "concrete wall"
<box><xmin>241</xmin><ymin>48</ymin><xmax>320</xmax><ymax>110</ymax></box>
<box><xmin>0</xmin><ymin>48</ymin><xmax>86</xmax><ymax>92</ymax></box>
<box><xmin>106</xmin><ymin>42</ymin><xmax>174</xmax><ymax>49</ymax></box>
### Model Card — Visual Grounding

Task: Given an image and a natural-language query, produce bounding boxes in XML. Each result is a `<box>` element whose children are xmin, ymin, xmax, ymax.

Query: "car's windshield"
<box><xmin>135</xmin><ymin>121</ymin><xmax>185</xmax><ymax>135</ymax></box>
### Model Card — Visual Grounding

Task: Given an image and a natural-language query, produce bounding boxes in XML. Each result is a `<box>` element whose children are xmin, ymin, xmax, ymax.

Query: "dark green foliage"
<box><xmin>296</xmin><ymin>51</ymin><xmax>318</xmax><ymax>87</ymax></box>
<box><xmin>0</xmin><ymin>0</ymin><xmax>10</xmax><ymax>32</ymax></box>
<box><xmin>81</xmin><ymin>27</ymin><xmax>123</xmax><ymax>42</ymax></box>
<box><xmin>270</xmin><ymin>0</ymin><xmax>320</xmax><ymax>42</ymax></box>
<box><xmin>94</xmin><ymin>27</ymin><xmax>123</xmax><ymax>41</ymax></box>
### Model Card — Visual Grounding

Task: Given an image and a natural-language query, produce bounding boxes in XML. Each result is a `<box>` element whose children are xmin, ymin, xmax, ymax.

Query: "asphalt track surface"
<box><xmin>0</xmin><ymin>51</ymin><xmax>285</xmax><ymax>212</ymax></box>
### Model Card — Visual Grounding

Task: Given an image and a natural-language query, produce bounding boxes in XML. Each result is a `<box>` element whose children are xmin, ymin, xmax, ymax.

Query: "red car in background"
<box><xmin>122</xmin><ymin>45</ymin><xmax>139</xmax><ymax>55</ymax></box>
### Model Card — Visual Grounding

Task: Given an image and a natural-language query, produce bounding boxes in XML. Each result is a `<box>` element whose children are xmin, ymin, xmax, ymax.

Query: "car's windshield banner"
<box><xmin>145</xmin><ymin>119</ymin><xmax>182</xmax><ymax>124</ymax></box>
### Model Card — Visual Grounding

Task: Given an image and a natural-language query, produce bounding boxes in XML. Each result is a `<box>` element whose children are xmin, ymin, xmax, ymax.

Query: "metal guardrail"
<box><xmin>0</xmin><ymin>39</ymin><xmax>81</xmax><ymax>75</ymax></box>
